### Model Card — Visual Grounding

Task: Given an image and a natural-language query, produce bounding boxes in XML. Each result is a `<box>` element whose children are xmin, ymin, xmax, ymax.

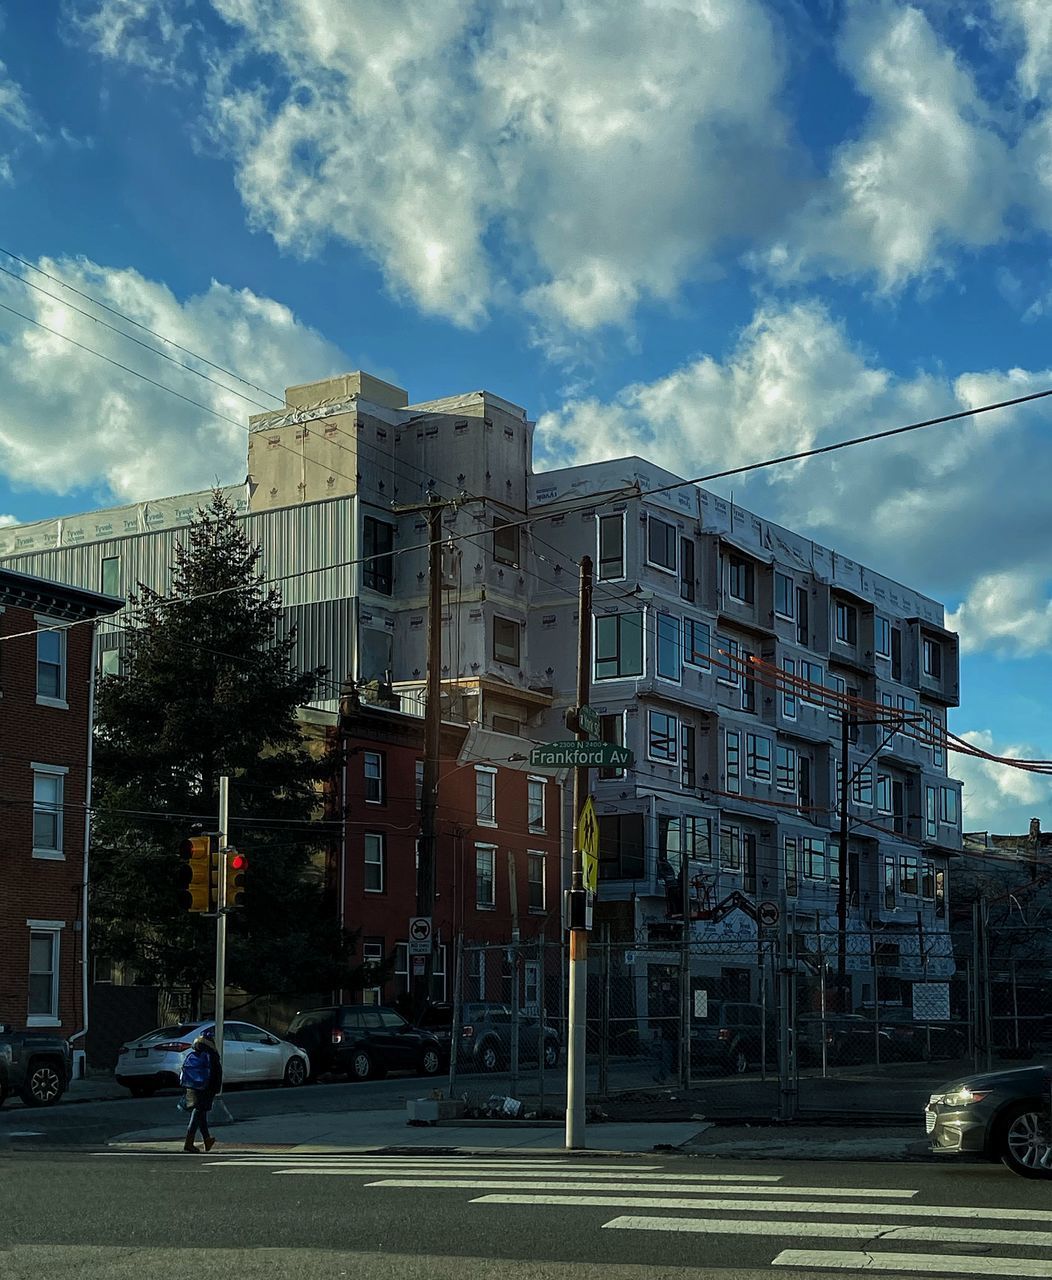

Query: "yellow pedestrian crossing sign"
<box><xmin>577</xmin><ymin>796</ymin><xmax>599</xmax><ymax>893</ymax></box>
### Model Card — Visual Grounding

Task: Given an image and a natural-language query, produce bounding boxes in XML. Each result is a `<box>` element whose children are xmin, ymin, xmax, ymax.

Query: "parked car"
<box><xmin>419</xmin><ymin>1002</ymin><xmax>561</xmax><ymax>1072</ymax></box>
<box><xmin>794</xmin><ymin>1014</ymin><xmax>887</xmax><ymax>1067</ymax></box>
<box><xmin>690</xmin><ymin>1000</ymin><xmax>769</xmax><ymax>1075</ymax></box>
<box><xmin>926</xmin><ymin>1063</ymin><xmax>1052</xmax><ymax>1179</ymax></box>
<box><xmin>115</xmin><ymin>1020</ymin><xmax>309</xmax><ymax>1096</ymax></box>
<box><xmin>860</xmin><ymin>1006</ymin><xmax>967</xmax><ymax>1061</ymax></box>
<box><xmin>285</xmin><ymin>1004</ymin><xmax>444</xmax><ymax>1081</ymax></box>
<box><xmin>0</xmin><ymin>1020</ymin><xmax>72</xmax><ymax>1107</ymax></box>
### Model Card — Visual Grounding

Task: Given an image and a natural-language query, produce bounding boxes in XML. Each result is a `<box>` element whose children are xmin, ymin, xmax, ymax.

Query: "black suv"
<box><xmin>690</xmin><ymin>1000</ymin><xmax>769</xmax><ymax>1074</ymax></box>
<box><xmin>420</xmin><ymin>1002</ymin><xmax>561</xmax><ymax>1072</ymax></box>
<box><xmin>285</xmin><ymin>1005</ymin><xmax>444</xmax><ymax>1081</ymax></box>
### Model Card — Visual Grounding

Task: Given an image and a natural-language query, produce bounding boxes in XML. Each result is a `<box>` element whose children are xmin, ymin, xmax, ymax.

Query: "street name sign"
<box><xmin>530</xmin><ymin>741</ymin><xmax>634</xmax><ymax>768</ymax></box>
<box><xmin>577</xmin><ymin>704</ymin><xmax>601</xmax><ymax>742</ymax></box>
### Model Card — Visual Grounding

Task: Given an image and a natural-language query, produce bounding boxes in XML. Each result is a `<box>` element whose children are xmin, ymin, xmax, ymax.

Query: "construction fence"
<box><xmin>445</xmin><ymin>919</ymin><xmax>1051</xmax><ymax>1120</ymax></box>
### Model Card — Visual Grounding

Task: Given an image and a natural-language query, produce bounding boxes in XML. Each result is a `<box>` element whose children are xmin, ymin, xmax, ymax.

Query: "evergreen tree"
<box><xmin>90</xmin><ymin>491</ymin><xmax>356</xmax><ymax>1009</ymax></box>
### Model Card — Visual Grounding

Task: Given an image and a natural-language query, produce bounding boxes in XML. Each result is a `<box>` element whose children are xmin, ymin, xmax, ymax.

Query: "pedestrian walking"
<box><xmin>179</xmin><ymin>1032</ymin><xmax>223</xmax><ymax>1153</ymax></box>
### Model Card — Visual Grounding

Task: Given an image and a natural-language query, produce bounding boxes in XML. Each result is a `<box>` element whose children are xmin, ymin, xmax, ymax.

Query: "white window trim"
<box><xmin>27</xmin><ymin>921</ymin><xmax>63</xmax><ymax>1026</ymax></box>
<box><xmin>475</xmin><ymin>764</ymin><xmax>498</xmax><ymax>828</ymax></box>
<box><xmin>646</xmin><ymin>709</ymin><xmax>679</xmax><ymax>765</ymax></box>
<box><xmin>364</xmin><ymin>832</ymin><xmax>385</xmax><ymax>894</ymax></box>
<box><xmin>32</xmin><ymin>763</ymin><xmax>68</xmax><ymax>861</ymax></box>
<box><xmin>475</xmin><ymin>842</ymin><xmax>497</xmax><ymax>910</ymax></box>
<box><xmin>593</xmin><ymin>608</ymin><xmax>647</xmax><ymax>683</ymax></box>
<box><xmin>527</xmin><ymin>849</ymin><xmax>547</xmax><ymax>914</ymax></box>
<box><xmin>776</xmin><ymin>746</ymin><xmax>796</xmax><ymax>794</ymax></box>
<box><xmin>725</xmin><ymin>729</ymin><xmax>741</xmax><ymax>795</ymax></box>
<box><xmin>726</xmin><ymin>556</ymin><xmax>753</xmax><ymax>605</ymax></box>
<box><xmin>596</xmin><ymin>511</ymin><xmax>627</xmax><ymax>583</ymax></box>
<box><xmin>35</xmin><ymin>616</ymin><xmax>69</xmax><ymax>710</ymax></box>
<box><xmin>655</xmin><ymin>612</ymin><xmax>682</xmax><ymax>684</ymax></box>
<box><xmin>527</xmin><ymin>776</ymin><xmax>547</xmax><ymax>834</ymax></box>
<box><xmin>745</xmin><ymin>733</ymin><xmax>772</xmax><ymax>782</ymax></box>
<box><xmin>715</xmin><ymin>635</ymin><xmax>740</xmax><ymax>686</ymax></box>
<box><xmin>781</xmin><ymin>657</ymin><xmax>797</xmax><ymax>721</ymax></box>
<box><xmin>363</xmin><ymin>751</ymin><xmax>384</xmax><ymax>805</ymax></box>
<box><xmin>683</xmin><ymin>617</ymin><xmax>710</xmax><ymax>669</ymax></box>
<box><xmin>774</xmin><ymin>572</ymin><xmax>795</xmax><ymax>621</ymax></box>
<box><xmin>645</xmin><ymin>514</ymin><xmax>678</xmax><ymax>576</ymax></box>
<box><xmin>875</xmin><ymin>616</ymin><xmax>892</xmax><ymax>660</ymax></box>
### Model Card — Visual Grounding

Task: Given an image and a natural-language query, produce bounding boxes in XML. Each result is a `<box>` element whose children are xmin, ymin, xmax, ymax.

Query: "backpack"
<box><xmin>179</xmin><ymin>1049</ymin><xmax>211</xmax><ymax>1090</ymax></box>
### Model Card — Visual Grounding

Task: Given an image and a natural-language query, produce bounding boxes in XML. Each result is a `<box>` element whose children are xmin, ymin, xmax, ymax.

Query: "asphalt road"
<box><xmin>2</xmin><ymin>1149</ymin><xmax>1049</xmax><ymax>1279</ymax></box>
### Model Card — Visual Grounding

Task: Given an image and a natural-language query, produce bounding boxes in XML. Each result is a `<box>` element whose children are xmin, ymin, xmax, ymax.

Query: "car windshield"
<box><xmin>135</xmin><ymin>1024</ymin><xmax>197</xmax><ymax>1044</ymax></box>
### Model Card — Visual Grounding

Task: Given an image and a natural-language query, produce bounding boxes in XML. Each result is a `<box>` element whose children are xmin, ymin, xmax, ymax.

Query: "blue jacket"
<box><xmin>179</xmin><ymin>1048</ymin><xmax>213</xmax><ymax>1091</ymax></box>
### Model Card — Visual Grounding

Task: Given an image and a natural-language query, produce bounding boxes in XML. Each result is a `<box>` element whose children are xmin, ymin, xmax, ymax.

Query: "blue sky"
<box><xmin>1</xmin><ymin>0</ymin><xmax>1051</xmax><ymax>831</ymax></box>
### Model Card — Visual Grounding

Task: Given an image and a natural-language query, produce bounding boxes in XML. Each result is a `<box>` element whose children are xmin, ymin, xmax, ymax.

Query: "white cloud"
<box><xmin>994</xmin><ymin>0</ymin><xmax>1052</xmax><ymax>99</ymax></box>
<box><xmin>954</xmin><ymin>729</ymin><xmax>1052</xmax><ymax>832</ymax></box>
<box><xmin>0</xmin><ymin>257</ymin><xmax>349</xmax><ymax>501</ymax></box>
<box><xmin>535</xmin><ymin>299</ymin><xmax>1052</xmax><ymax>625</ymax></box>
<box><xmin>65</xmin><ymin>0</ymin><xmax>192</xmax><ymax>80</ymax></box>
<box><xmin>946</xmin><ymin>569</ymin><xmax>1052</xmax><ymax>656</ymax></box>
<box><xmin>0</xmin><ymin>55</ymin><xmax>41</xmax><ymax>182</ymax></box>
<box><xmin>73</xmin><ymin>0</ymin><xmax>793</xmax><ymax>332</ymax></box>
<box><xmin>760</xmin><ymin>2</ymin><xmax>1014</xmax><ymax>288</ymax></box>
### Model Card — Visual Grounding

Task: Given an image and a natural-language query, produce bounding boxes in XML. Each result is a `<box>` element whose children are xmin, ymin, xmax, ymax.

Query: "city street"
<box><xmin>3</xmin><ymin>1149</ymin><xmax>1050</xmax><ymax>1278</ymax></box>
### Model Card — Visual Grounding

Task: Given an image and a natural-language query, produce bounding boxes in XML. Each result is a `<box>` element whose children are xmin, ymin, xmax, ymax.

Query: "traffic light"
<box><xmin>226</xmin><ymin>850</ymin><xmax>247</xmax><ymax>908</ymax></box>
<box><xmin>178</xmin><ymin>834</ymin><xmax>217</xmax><ymax>913</ymax></box>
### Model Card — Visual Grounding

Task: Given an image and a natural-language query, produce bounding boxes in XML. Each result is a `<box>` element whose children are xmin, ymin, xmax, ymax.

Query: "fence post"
<box><xmin>448</xmin><ymin>933</ymin><xmax>464</xmax><ymax>1097</ymax></box>
<box><xmin>536</xmin><ymin>933</ymin><xmax>546</xmax><ymax>1115</ymax></box>
<box><xmin>980</xmin><ymin>901</ymin><xmax>994</xmax><ymax>1072</ymax></box>
<box><xmin>598</xmin><ymin>925</ymin><xmax>610</xmax><ymax>1096</ymax></box>
<box><xmin>777</xmin><ymin>905</ymin><xmax>793</xmax><ymax>1120</ymax></box>
<box><xmin>509</xmin><ymin>939</ymin><xmax>520</xmax><ymax>1098</ymax></box>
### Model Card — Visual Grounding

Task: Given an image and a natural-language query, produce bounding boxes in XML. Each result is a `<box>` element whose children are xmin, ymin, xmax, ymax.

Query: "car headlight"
<box><xmin>936</xmin><ymin>1086</ymin><xmax>990</xmax><ymax>1108</ymax></box>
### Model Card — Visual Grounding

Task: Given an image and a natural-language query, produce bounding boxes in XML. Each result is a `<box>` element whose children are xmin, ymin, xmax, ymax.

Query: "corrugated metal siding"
<box><xmin>279</xmin><ymin>598</ymin><xmax>356</xmax><ymax>696</ymax></box>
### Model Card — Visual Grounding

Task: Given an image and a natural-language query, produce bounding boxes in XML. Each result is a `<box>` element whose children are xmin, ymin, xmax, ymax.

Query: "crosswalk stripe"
<box><xmin>342</xmin><ymin>1177</ymin><xmax>915</xmax><ymax>1198</ymax></box>
<box><xmin>601</xmin><ymin>1216</ymin><xmax>1052</xmax><ymax>1249</ymax></box>
<box><xmin>771</xmin><ymin>1249</ymin><xmax>1052</xmax><ymax>1276</ymax></box>
<box><xmin>205</xmin><ymin>1158</ymin><xmax>672</xmax><ymax>1172</ymax></box>
<box><xmin>467</xmin><ymin>1194</ymin><xmax>1052</xmax><ymax>1222</ymax></box>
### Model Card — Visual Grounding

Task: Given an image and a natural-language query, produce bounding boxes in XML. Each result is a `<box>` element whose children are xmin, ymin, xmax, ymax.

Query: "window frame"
<box><xmin>774</xmin><ymin>572</ymin><xmax>794</xmax><ymax>619</ymax></box>
<box><xmin>492</xmin><ymin>516</ymin><xmax>520</xmax><ymax>567</ymax></box>
<box><xmin>800</xmin><ymin>658</ymin><xmax>824</xmax><ymax>705</ymax></box>
<box><xmin>726</xmin><ymin>554</ymin><xmax>754</xmax><ymax>604</ymax></box>
<box><xmin>781</xmin><ymin>656</ymin><xmax>797</xmax><ymax>720</ymax></box>
<box><xmin>594</xmin><ymin>611</ymin><xmax>644</xmax><ymax>681</ymax></box>
<box><xmin>776</xmin><ymin>744</ymin><xmax>796</xmax><ymax>793</ymax></box>
<box><xmin>527</xmin><ymin>850</ymin><xmax>546</xmax><ymax>913</ymax></box>
<box><xmin>646</xmin><ymin>515</ymin><xmax>677</xmax><ymax>574</ymax></box>
<box><xmin>363</xmin><ymin>751</ymin><xmax>385</xmax><ymax>805</ymax></box>
<box><xmin>784</xmin><ymin>837</ymin><xmax>798</xmax><ymax>898</ymax></box>
<box><xmin>32</xmin><ymin>764</ymin><xmax>67</xmax><ymax>859</ymax></box>
<box><xmin>715</xmin><ymin>634</ymin><xmax>740</xmax><ymax>686</ymax></box>
<box><xmin>100</xmin><ymin>555</ymin><xmax>121</xmax><ymax>597</ymax></box>
<box><xmin>679</xmin><ymin>537</ymin><xmax>696</xmax><ymax>602</ymax></box>
<box><xmin>647</xmin><ymin>709</ymin><xmax>679</xmax><ymax>764</ymax></box>
<box><xmin>362</xmin><ymin>516</ymin><xmax>395</xmax><ymax>595</ymax></box>
<box><xmin>683</xmin><ymin>617</ymin><xmax>710</xmax><ymax>668</ymax></box>
<box><xmin>36</xmin><ymin>620</ymin><xmax>68</xmax><ymax>708</ymax></box>
<box><xmin>598</xmin><ymin>712</ymin><xmax>627</xmax><ymax>780</ymax></box>
<box><xmin>475</xmin><ymin>765</ymin><xmax>497</xmax><ymax>827</ymax></box>
<box><xmin>923</xmin><ymin>637</ymin><xmax>942</xmax><ymax>679</ymax></box>
<box><xmin>475</xmin><ymin>843</ymin><xmax>496</xmax><ymax>910</ymax></box>
<box><xmin>834</xmin><ymin>600</ymin><xmax>858</xmax><ymax>645</ymax></box>
<box><xmin>720</xmin><ymin>823</ymin><xmax>742</xmax><ymax>872</ymax></box>
<box><xmin>745</xmin><ymin>732</ymin><xmax>772</xmax><ymax>782</ymax></box>
<box><xmin>939</xmin><ymin>786</ymin><xmax>959</xmax><ymax>826</ymax></box>
<box><xmin>597</xmin><ymin>512</ymin><xmax>626</xmax><ymax>582</ymax></box>
<box><xmin>492</xmin><ymin>615</ymin><xmax>522</xmax><ymax>666</ymax></box>
<box><xmin>725</xmin><ymin>729</ymin><xmax>741</xmax><ymax>794</ymax></box>
<box><xmin>364</xmin><ymin>832</ymin><xmax>386</xmax><ymax>894</ymax></box>
<box><xmin>527</xmin><ymin>776</ymin><xmax>546</xmax><ymax>834</ymax></box>
<box><xmin>876</xmin><ymin>773</ymin><xmax>892</xmax><ymax>815</ymax></box>
<box><xmin>875</xmin><ymin>616</ymin><xmax>891</xmax><ymax>659</ymax></box>
<box><xmin>656</xmin><ymin>612</ymin><xmax>682</xmax><ymax>682</ymax></box>
<box><xmin>27</xmin><ymin>923</ymin><xmax>62</xmax><ymax>1026</ymax></box>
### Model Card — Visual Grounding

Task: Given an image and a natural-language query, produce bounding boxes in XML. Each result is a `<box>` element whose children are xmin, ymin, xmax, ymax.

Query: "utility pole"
<box><xmin>837</xmin><ymin>709</ymin><xmax>850</xmax><ymax>1003</ymax></box>
<box><xmin>416</xmin><ymin>495</ymin><xmax>444</xmax><ymax>1012</ymax></box>
<box><xmin>212</xmin><ymin>775</ymin><xmax>232</xmax><ymax>1123</ymax></box>
<box><xmin>565</xmin><ymin>555</ymin><xmax>593</xmax><ymax>1150</ymax></box>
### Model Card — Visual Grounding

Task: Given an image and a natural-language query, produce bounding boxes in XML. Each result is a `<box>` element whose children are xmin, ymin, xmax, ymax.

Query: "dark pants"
<box><xmin>185</xmin><ymin>1090</ymin><xmax>213</xmax><ymax>1144</ymax></box>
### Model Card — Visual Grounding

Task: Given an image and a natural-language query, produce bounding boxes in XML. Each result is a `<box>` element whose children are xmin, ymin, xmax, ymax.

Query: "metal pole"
<box><xmin>212</xmin><ymin>776</ymin><xmax>231</xmax><ymax>1123</ymax></box>
<box><xmin>679</xmin><ymin>837</ymin><xmax>691</xmax><ymax>1090</ymax></box>
<box><xmin>837</xmin><ymin>709</ymin><xmax>850</xmax><ymax>1003</ymax></box>
<box><xmin>416</xmin><ymin>497</ymin><xmax>444</xmax><ymax>1014</ymax></box>
<box><xmin>598</xmin><ymin>925</ymin><xmax>610</xmax><ymax>1096</ymax></box>
<box><xmin>566</xmin><ymin>554</ymin><xmax>593</xmax><ymax>1151</ymax></box>
<box><xmin>1011</xmin><ymin>960</ymin><xmax>1019</xmax><ymax>1051</ymax></box>
<box><xmin>537</xmin><ymin>932</ymin><xmax>546</xmax><ymax>1115</ymax></box>
<box><xmin>981</xmin><ymin>900</ymin><xmax>994</xmax><ymax>1072</ymax></box>
<box><xmin>777</xmin><ymin>903</ymin><xmax>792</xmax><ymax>1120</ymax></box>
<box><xmin>448</xmin><ymin>932</ymin><xmax>464</xmax><ymax>1097</ymax></box>
<box><xmin>508</xmin><ymin>849</ymin><xmax>520</xmax><ymax>1097</ymax></box>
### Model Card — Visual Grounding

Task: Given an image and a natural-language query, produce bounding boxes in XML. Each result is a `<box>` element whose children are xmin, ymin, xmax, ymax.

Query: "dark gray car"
<box><xmin>420</xmin><ymin>1002</ymin><xmax>561</xmax><ymax>1072</ymax></box>
<box><xmin>926</xmin><ymin>1062</ymin><xmax>1052</xmax><ymax>1179</ymax></box>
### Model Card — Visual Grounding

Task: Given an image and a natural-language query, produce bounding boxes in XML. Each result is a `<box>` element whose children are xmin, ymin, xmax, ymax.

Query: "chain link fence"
<box><xmin>446</xmin><ymin>915</ymin><xmax>1050</xmax><ymax>1120</ymax></box>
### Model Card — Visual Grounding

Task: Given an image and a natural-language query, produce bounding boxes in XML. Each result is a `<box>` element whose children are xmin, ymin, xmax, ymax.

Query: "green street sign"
<box><xmin>530</xmin><ymin>741</ymin><xmax>634</xmax><ymax>768</ymax></box>
<box><xmin>577</xmin><ymin>704</ymin><xmax>601</xmax><ymax>742</ymax></box>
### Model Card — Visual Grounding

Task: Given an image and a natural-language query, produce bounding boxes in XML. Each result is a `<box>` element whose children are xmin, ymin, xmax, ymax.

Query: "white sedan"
<box><xmin>115</xmin><ymin>1019</ymin><xmax>310</xmax><ymax>1096</ymax></box>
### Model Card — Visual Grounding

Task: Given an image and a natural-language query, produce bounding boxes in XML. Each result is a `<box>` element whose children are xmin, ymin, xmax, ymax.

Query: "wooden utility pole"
<box><xmin>416</xmin><ymin>497</ymin><xmax>444</xmax><ymax>1010</ymax></box>
<box><xmin>837</xmin><ymin>708</ymin><xmax>851</xmax><ymax>1001</ymax></box>
<box><xmin>565</xmin><ymin>554</ymin><xmax>593</xmax><ymax>1150</ymax></box>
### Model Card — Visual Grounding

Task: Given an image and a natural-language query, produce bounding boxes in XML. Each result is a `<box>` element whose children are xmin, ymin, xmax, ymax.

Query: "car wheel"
<box><xmin>128</xmin><ymin>1081</ymin><xmax>157</xmax><ymax>1098</ymax></box>
<box><xmin>998</xmin><ymin>1101</ymin><xmax>1052</xmax><ymax>1179</ymax></box>
<box><xmin>20</xmin><ymin>1059</ymin><xmax>65</xmax><ymax>1107</ymax></box>
<box><xmin>283</xmin><ymin>1057</ymin><xmax>308</xmax><ymax>1088</ymax></box>
<box><xmin>418</xmin><ymin>1048</ymin><xmax>442</xmax><ymax>1077</ymax></box>
<box><xmin>479</xmin><ymin>1042</ymin><xmax>501</xmax><ymax>1073</ymax></box>
<box><xmin>543</xmin><ymin>1041</ymin><xmax>559</xmax><ymax>1069</ymax></box>
<box><xmin>350</xmin><ymin>1049</ymin><xmax>373</xmax><ymax>1081</ymax></box>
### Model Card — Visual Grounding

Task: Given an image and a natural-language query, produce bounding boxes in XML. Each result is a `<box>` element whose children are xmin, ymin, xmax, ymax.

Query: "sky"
<box><xmin>0</xmin><ymin>0</ymin><xmax>1050</xmax><ymax>833</ymax></box>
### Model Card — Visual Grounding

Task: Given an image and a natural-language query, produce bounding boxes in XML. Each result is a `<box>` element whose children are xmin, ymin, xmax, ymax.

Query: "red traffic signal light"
<box><xmin>226</xmin><ymin>849</ymin><xmax>248</xmax><ymax>908</ymax></box>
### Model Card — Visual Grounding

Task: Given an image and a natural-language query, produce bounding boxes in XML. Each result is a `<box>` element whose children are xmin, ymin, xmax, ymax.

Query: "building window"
<box><xmin>835</xmin><ymin>601</ymin><xmax>857</xmax><ymax>645</ymax></box>
<box><xmin>101</xmin><ymin>648</ymin><xmax>120</xmax><ymax>677</ymax></box>
<box><xmin>776</xmin><ymin>745</ymin><xmax>796</xmax><ymax>793</ymax></box>
<box><xmin>781</xmin><ymin>657</ymin><xmax>797</xmax><ymax>719</ymax></box>
<box><xmin>802</xmin><ymin>837</ymin><xmax>826</xmax><ymax>879</ymax></box>
<box><xmin>826</xmin><ymin>671</ymin><xmax>846</xmax><ymax>717</ymax></box>
<box><xmin>37</xmin><ymin>626</ymin><xmax>66</xmax><ymax>704</ymax></box>
<box><xmin>743</xmin><ymin>832</ymin><xmax>758</xmax><ymax>893</ymax></box>
<box><xmin>595</xmin><ymin>611</ymin><xmax>644</xmax><ymax>680</ymax></box>
<box><xmin>720</xmin><ymin>824</ymin><xmax>742</xmax><ymax>872</ymax></box>
<box><xmin>684</xmin><ymin>618</ymin><xmax>710</xmax><ymax>667</ymax></box>
<box><xmin>647</xmin><ymin>516</ymin><xmax>677</xmax><ymax>573</ymax></box>
<box><xmin>679</xmin><ymin>538</ymin><xmax>695</xmax><ymax>602</ymax></box>
<box><xmin>32</xmin><ymin>767</ymin><xmax>65</xmax><ymax>856</ymax></box>
<box><xmin>939</xmin><ymin>786</ymin><xmax>959</xmax><ymax>826</ymax></box>
<box><xmin>685</xmin><ymin>815</ymin><xmax>712</xmax><ymax>863</ymax></box>
<box><xmin>476</xmin><ymin>845</ymin><xmax>496</xmax><ymax>909</ymax></box>
<box><xmin>900</xmin><ymin>855</ymin><xmax>919</xmax><ymax>896</ymax></box>
<box><xmin>891</xmin><ymin>627</ymin><xmax>902</xmax><ymax>680</ymax></box>
<box><xmin>745</xmin><ymin>733</ymin><xmax>772</xmax><ymax>781</ymax></box>
<box><xmin>884</xmin><ymin>856</ymin><xmax>897</xmax><ymax>909</ymax></box>
<box><xmin>364</xmin><ymin>833</ymin><xmax>385</xmax><ymax>893</ymax></box>
<box><xmin>597</xmin><ymin>514</ymin><xmax>625</xmax><ymax>581</ymax></box>
<box><xmin>466</xmin><ymin>949</ymin><xmax>486</xmax><ymax>1001</ymax></box>
<box><xmin>925</xmin><ymin>709</ymin><xmax>945</xmax><ymax>768</ymax></box>
<box><xmin>828</xmin><ymin>837</ymin><xmax>841</xmax><ymax>886</ymax></box>
<box><xmin>922</xmin><ymin>861</ymin><xmax>935</xmax><ymax>901</ymax></box>
<box><xmin>798</xmin><ymin>755</ymin><xmax>812</xmax><ymax>816</ymax></box>
<box><xmin>415</xmin><ymin>760</ymin><xmax>424</xmax><ymax>810</ymax></box>
<box><xmin>852</xmin><ymin>767</ymin><xmax>873</xmax><ymax>807</ymax></box>
<box><xmin>100</xmin><ymin>556</ymin><xmax>120</xmax><ymax>596</ymax></box>
<box><xmin>800</xmin><ymin>659</ymin><xmax>823</xmax><ymax>704</ymax></box>
<box><xmin>725</xmin><ymin>730</ymin><xmax>741</xmax><ymax>794</ymax></box>
<box><xmin>598</xmin><ymin>712</ymin><xmax>626</xmax><ymax>780</ymax></box>
<box><xmin>727</xmin><ymin>555</ymin><xmax>754</xmax><ymax>604</ymax></box>
<box><xmin>784</xmin><ymin>838</ymin><xmax>798</xmax><ymax>898</ymax></box>
<box><xmin>656</xmin><ymin>613</ymin><xmax>682</xmax><ymax>681</ymax></box>
<box><xmin>796</xmin><ymin>587</ymin><xmax>809</xmax><ymax>645</ymax></box>
<box><xmin>875</xmin><ymin>616</ymin><xmax>891</xmax><ymax>658</ymax></box>
<box><xmin>647</xmin><ymin>710</ymin><xmax>679</xmax><ymax>763</ymax></box>
<box><xmin>493</xmin><ymin>616</ymin><xmax>521</xmax><ymax>666</ymax></box>
<box><xmin>681</xmin><ymin>724</ymin><xmax>696</xmax><ymax>789</ymax></box>
<box><xmin>598</xmin><ymin>812</ymin><xmax>646</xmax><ymax>880</ymax></box>
<box><xmin>475</xmin><ymin>766</ymin><xmax>497</xmax><ymax>825</ymax></box>
<box><xmin>363</xmin><ymin>752</ymin><xmax>384</xmax><ymax>805</ymax></box>
<box><xmin>492</xmin><ymin>714</ymin><xmax>521</xmax><ymax>735</ymax></box>
<box><xmin>362</xmin><ymin>517</ymin><xmax>395</xmax><ymax>594</ymax></box>
<box><xmin>741</xmin><ymin>649</ymin><xmax>756</xmax><ymax>713</ymax></box>
<box><xmin>935</xmin><ymin>868</ymin><xmax>946</xmax><ymax>918</ymax></box>
<box><xmin>28</xmin><ymin>928</ymin><xmax>60</xmax><ymax>1022</ymax></box>
<box><xmin>715</xmin><ymin>634</ymin><xmax>740</xmax><ymax>685</ymax></box>
<box><xmin>527</xmin><ymin>852</ymin><xmax>546</xmax><ymax>912</ymax></box>
<box><xmin>923</xmin><ymin>638</ymin><xmax>942</xmax><ymax>678</ymax></box>
<box><xmin>876</xmin><ymin>773</ymin><xmax>892</xmax><ymax>815</ymax></box>
<box><xmin>493</xmin><ymin>517</ymin><xmax>519</xmax><ymax>566</ymax></box>
<box><xmin>775</xmin><ymin>572</ymin><xmax>794</xmax><ymax>619</ymax></box>
<box><xmin>897</xmin><ymin>694</ymin><xmax>917</xmax><ymax>735</ymax></box>
<box><xmin>527</xmin><ymin>777</ymin><xmax>546</xmax><ymax>833</ymax></box>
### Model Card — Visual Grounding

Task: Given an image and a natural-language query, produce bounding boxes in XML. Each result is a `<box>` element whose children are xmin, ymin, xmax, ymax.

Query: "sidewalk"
<box><xmin>108</xmin><ymin>1103</ymin><xmax>935</xmax><ymax>1162</ymax></box>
